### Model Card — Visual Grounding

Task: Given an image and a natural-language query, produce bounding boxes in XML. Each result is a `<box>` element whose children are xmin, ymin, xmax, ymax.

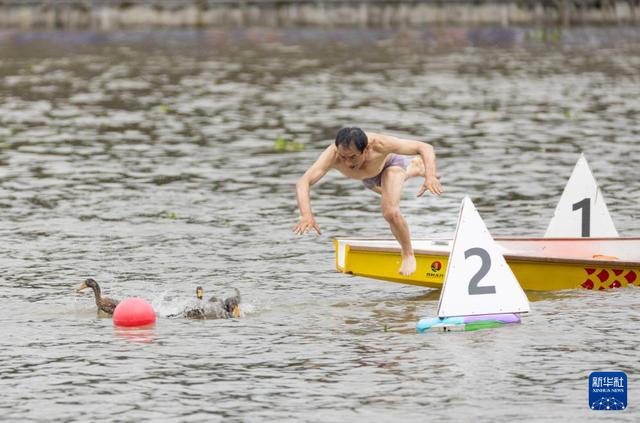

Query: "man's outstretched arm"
<box><xmin>293</xmin><ymin>146</ymin><xmax>335</xmax><ymax>235</ymax></box>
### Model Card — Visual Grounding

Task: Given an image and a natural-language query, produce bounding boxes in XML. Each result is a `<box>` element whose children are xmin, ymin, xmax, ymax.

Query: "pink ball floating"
<box><xmin>113</xmin><ymin>297</ymin><xmax>156</xmax><ymax>327</ymax></box>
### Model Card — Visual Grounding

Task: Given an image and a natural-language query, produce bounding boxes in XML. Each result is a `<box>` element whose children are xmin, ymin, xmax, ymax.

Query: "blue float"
<box><xmin>416</xmin><ymin>313</ymin><xmax>520</xmax><ymax>333</ymax></box>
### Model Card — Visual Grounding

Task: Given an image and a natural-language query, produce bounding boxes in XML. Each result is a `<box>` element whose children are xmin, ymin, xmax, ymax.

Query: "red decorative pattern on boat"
<box><xmin>597</xmin><ymin>270</ymin><xmax>609</xmax><ymax>282</ymax></box>
<box><xmin>582</xmin><ymin>268</ymin><xmax>639</xmax><ymax>290</ymax></box>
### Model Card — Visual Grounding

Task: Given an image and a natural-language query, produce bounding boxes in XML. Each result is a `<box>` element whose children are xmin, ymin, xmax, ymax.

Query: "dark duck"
<box><xmin>220</xmin><ymin>288</ymin><xmax>241</xmax><ymax>318</ymax></box>
<box><xmin>76</xmin><ymin>278</ymin><xmax>120</xmax><ymax>315</ymax></box>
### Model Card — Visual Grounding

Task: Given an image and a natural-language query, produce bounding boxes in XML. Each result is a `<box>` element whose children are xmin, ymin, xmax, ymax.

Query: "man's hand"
<box><xmin>417</xmin><ymin>174</ymin><xmax>443</xmax><ymax>197</ymax></box>
<box><xmin>293</xmin><ymin>215</ymin><xmax>322</xmax><ymax>235</ymax></box>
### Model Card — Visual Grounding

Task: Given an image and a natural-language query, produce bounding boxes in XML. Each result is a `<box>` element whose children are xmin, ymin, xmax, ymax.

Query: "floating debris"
<box><xmin>274</xmin><ymin>136</ymin><xmax>304</xmax><ymax>152</ymax></box>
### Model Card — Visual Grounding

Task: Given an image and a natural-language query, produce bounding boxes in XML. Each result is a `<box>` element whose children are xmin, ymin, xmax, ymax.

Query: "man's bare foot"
<box><xmin>399</xmin><ymin>254</ymin><xmax>417</xmax><ymax>276</ymax></box>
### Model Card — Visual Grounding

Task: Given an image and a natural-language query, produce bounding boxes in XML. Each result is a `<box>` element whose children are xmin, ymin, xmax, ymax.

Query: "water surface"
<box><xmin>0</xmin><ymin>29</ymin><xmax>639</xmax><ymax>421</ymax></box>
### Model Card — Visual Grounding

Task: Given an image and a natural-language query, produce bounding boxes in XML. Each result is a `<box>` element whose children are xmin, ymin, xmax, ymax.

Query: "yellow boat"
<box><xmin>334</xmin><ymin>237</ymin><xmax>640</xmax><ymax>291</ymax></box>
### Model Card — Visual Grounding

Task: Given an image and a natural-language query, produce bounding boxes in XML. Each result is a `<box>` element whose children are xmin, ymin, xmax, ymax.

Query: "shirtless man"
<box><xmin>293</xmin><ymin>127</ymin><xmax>443</xmax><ymax>276</ymax></box>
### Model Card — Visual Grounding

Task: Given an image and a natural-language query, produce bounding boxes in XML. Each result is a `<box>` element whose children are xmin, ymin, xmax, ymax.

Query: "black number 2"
<box><xmin>465</xmin><ymin>247</ymin><xmax>496</xmax><ymax>295</ymax></box>
<box><xmin>572</xmin><ymin>198</ymin><xmax>591</xmax><ymax>237</ymax></box>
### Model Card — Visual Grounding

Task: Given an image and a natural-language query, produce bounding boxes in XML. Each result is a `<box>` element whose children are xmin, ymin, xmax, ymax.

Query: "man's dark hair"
<box><xmin>335</xmin><ymin>127</ymin><xmax>368</xmax><ymax>153</ymax></box>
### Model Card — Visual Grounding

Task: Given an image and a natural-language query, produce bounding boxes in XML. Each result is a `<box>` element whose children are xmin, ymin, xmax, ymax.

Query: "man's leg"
<box><xmin>405</xmin><ymin>156</ymin><xmax>442</xmax><ymax>188</ymax></box>
<box><xmin>405</xmin><ymin>156</ymin><xmax>426</xmax><ymax>180</ymax></box>
<box><xmin>368</xmin><ymin>185</ymin><xmax>382</xmax><ymax>195</ymax></box>
<box><xmin>380</xmin><ymin>167</ymin><xmax>416</xmax><ymax>276</ymax></box>
<box><xmin>368</xmin><ymin>158</ymin><xmax>423</xmax><ymax>195</ymax></box>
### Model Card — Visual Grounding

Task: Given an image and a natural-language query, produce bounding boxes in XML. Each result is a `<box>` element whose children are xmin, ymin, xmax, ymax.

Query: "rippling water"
<box><xmin>1</xmin><ymin>29</ymin><xmax>639</xmax><ymax>421</ymax></box>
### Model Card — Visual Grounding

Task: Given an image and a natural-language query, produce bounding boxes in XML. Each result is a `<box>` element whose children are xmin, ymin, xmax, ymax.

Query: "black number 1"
<box><xmin>572</xmin><ymin>198</ymin><xmax>591</xmax><ymax>237</ymax></box>
<box><xmin>465</xmin><ymin>247</ymin><xmax>496</xmax><ymax>295</ymax></box>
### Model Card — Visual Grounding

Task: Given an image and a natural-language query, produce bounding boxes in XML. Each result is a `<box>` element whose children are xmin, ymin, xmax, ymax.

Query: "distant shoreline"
<box><xmin>0</xmin><ymin>1</ymin><xmax>638</xmax><ymax>29</ymax></box>
<box><xmin>2</xmin><ymin>27</ymin><xmax>639</xmax><ymax>50</ymax></box>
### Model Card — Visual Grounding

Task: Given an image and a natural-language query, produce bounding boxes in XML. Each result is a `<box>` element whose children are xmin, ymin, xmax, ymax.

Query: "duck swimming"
<box><xmin>177</xmin><ymin>286</ymin><xmax>241</xmax><ymax>319</ymax></box>
<box><xmin>76</xmin><ymin>278</ymin><xmax>120</xmax><ymax>315</ymax></box>
<box><xmin>205</xmin><ymin>287</ymin><xmax>241</xmax><ymax>319</ymax></box>
<box><xmin>221</xmin><ymin>288</ymin><xmax>241</xmax><ymax>318</ymax></box>
<box><xmin>182</xmin><ymin>286</ymin><xmax>206</xmax><ymax>319</ymax></box>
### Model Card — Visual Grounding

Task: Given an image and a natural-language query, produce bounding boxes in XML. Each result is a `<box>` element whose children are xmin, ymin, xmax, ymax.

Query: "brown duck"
<box><xmin>76</xmin><ymin>278</ymin><xmax>120</xmax><ymax>315</ymax></box>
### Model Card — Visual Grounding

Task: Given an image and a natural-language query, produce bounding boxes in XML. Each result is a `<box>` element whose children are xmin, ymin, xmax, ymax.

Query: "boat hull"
<box><xmin>334</xmin><ymin>237</ymin><xmax>640</xmax><ymax>291</ymax></box>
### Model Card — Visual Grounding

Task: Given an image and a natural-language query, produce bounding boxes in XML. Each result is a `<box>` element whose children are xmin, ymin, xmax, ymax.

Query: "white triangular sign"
<box><xmin>545</xmin><ymin>154</ymin><xmax>618</xmax><ymax>238</ymax></box>
<box><xmin>437</xmin><ymin>196</ymin><xmax>530</xmax><ymax>318</ymax></box>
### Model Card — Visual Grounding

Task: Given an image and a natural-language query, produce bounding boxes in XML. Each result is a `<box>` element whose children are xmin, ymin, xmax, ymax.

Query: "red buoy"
<box><xmin>113</xmin><ymin>297</ymin><xmax>156</xmax><ymax>327</ymax></box>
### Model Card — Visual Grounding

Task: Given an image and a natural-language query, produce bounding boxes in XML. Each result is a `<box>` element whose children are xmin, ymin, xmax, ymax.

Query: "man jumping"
<box><xmin>293</xmin><ymin>127</ymin><xmax>443</xmax><ymax>276</ymax></box>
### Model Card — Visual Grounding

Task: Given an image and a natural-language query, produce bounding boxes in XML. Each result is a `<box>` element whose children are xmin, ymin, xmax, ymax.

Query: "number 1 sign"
<box><xmin>545</xmin><ymin>154</ymin><xmax>618</xmax><ymax>238</ymax></box>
